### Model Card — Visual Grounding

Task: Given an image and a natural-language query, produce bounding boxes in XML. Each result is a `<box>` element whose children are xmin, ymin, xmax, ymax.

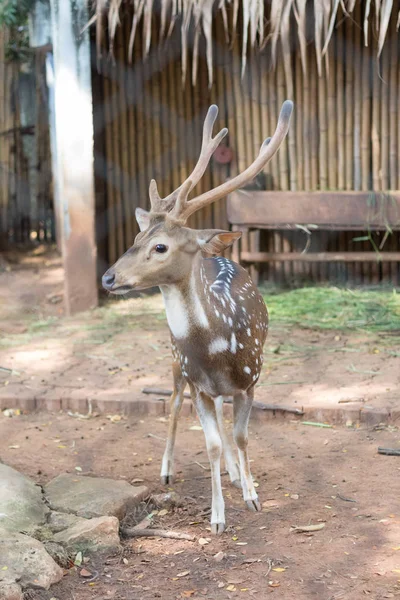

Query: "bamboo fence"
<box><xmin>95</xmin><ymin>7</ymin><xmax>400</xmax><ymax>285</ymax></box>
<box><xmin>0</xmin><ymin>34</ymin><xmax>53</xmax><ymax>248</ymax></box>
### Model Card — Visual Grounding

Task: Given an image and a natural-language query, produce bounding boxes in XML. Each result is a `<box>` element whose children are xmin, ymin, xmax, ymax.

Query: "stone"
<box><xmin>0</xmin><ymin>531</ymin><xmax>63</xmax><ymax>591</ymax></box>
<box><xmin>43</xmin><ymin>541</ymin><xmax>70</xmax><ymax>568</ymax></box>
<box><xmin>47</xmin><ymin>511</ymin><xmax>86</xmax><ymax>533</ymax></box>
<box><xmin>0</xmin><ymin>464</ymin><xmax>48</xmax><ymax>535</ymax></box>
<box><xmin>53</xmin><ymin>516</ymin><xmax>121</xmax><ymax>554</ymax></box>
<box><xmin>151</xmin><ymin>492</ymin><xmax>182</xmax><ymax>509</ymax></box>
<box><xmin>45</xmin><ymin>474</ymin><xmax>148</xmax><ymax>519</ymax></box>
<box><xmin>0</xmin><ymin>582</ymin><xmax>24</xmax><ymax>600</ymax></box>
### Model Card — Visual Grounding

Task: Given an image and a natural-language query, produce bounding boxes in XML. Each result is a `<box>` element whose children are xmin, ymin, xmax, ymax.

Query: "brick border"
<box><xmin>0</xmin><ymin>392</ymin><xmax>399</xmax><ymax>426</ymax></box>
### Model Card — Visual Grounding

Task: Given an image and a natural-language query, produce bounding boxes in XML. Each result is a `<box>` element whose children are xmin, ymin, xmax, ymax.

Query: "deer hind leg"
<box><xmin>160</xmin><ymin>363</ymin><xmax>186</xmax><ymax>485</ymax></box>
<box><xmin>233</xmin><ymin>388</ymin><xmax>261</xmax><ymax>512</ymax></box>
<box><xmin>191</xmin><ymin>386</ymin><xmax>225</xmax><ymax>534</ymax></box>
<box><xmin>215</xmin><ymin>396</ymin><xmax>241</xmax><ymax>488</ymax></box>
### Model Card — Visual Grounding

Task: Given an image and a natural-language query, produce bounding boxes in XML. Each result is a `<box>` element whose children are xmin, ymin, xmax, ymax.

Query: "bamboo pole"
<box><xmin>124</xmin><ymin>11</ymin><xmax>139</xmax><ymax>238</ymax></box>
<box><xmin>389</xmin><ymin>17</ymin><xmax>398</xmax><ymax>190</ymax></box>
<box><xmin>353</xmin><ymin>3</ymin><xmax>362</xmax><ymax>192</ymax></box>
<box><xmin>389</xmin><ymin>17</ymin><xmax>399</xmax><ymax>286</ymax></box>
<box><xmin>310</xmin><ymin>50</ymin><xmax>318</xmax><ymax>192</ymax></box>
<box><xmin>336</xmin><ymin>23</ymin><xmax>345</xmax><ymax>191</ymax></box>
<box><xmin>318</xmin><ymin>61</ymin><xmax>328</xmax><ymax>191</ymax></box>
<box><xmin>327</xmin><ymin>44</ymin><xmax>337</xmax><ymax>191</ymax></box>
<box><xmin>370</xmin><ymin>42</ymin><xmax>387</xmax><ymax>283</ymax></box>
<box><xmin>381</xmin><ymin>37</ymin><xmax>389</xmax><ymax>191</ymax></box>
<box><xmin>134</xmin><ymin>28</ymin><xmax>149</xmax><ymax>214</ymax></box>
<box><xmin>267</xmin><ymin>53</ymin><xmax>280</xmax><ymax>190</ymax></box>
<box><xmin>276</xmin><ymin>48</ymin><xmax>289</xmax><ymax>191</ymax></box>
<box><xmin>117</xmin><ymin>24</ymin><xmax>133</xmax><ymax>248</ymax></box>
<box><xmin>345</xmin><ymin>14</ymin><xmax>354</xmax><ymax>192</ymax></box>
<box><xmin>103</xmin><ymin>62</ymin><xmax>117</xmax><ymax>264</ymax></box>
<box><xmin>361</xmin><ymin>40</ymin><xmax>371</xmax><ymax>192</ymax></box>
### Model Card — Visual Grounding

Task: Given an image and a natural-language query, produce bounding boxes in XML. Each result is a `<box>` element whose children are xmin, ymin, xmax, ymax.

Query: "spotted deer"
<box><xmin>102</xmin><ymin>100</ymin><xmax>293</xmax><ymax>534</ymax></box>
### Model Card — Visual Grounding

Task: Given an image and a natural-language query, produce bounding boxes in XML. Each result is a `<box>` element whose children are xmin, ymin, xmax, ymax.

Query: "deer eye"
<box><xmin>155</xmin><ymin>244</ymin><xmax>168</xmax><ymax>254</ymax></box>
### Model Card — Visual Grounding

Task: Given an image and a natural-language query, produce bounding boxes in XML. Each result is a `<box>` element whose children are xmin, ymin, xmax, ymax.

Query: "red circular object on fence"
<box><xmin>213</xmin><ymin>145</ymin><xmax>233</xmax><ymax>164</ymax></box>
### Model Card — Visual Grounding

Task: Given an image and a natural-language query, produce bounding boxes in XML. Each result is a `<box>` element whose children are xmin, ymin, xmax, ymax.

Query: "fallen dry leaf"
<box><xmin>272</xmin><ymin>567</ymin><xmax>286</xmax><ymax>572</ymax></box>
<box><xmin>177</xmin><ymin>571</ymin><xmax>190</xmax><ymax>578</ymax></box>
<box><xmin>80</xmin><ymin>568</ymin><xmax>92</xmax><ymax>578</ymax></box>
<box><xmin>158</xmin><ymin>509</ymin><xmax>168</xmax><ymax>517</ymax></box>
<box><xmin>291</xmin><ymin>523</ymin><xmax>326</xmax><ymax>533</ymax></box>
<box><xmin>181</xmin><ymin>592</ymin><xmax>195</xmax><ymax>598</ymax></box>
<box><xmin>198</xmin><ymin>538</ymin><xmax>209</xmax><ymax>545</ymax></box>
<box><xmin>189</xmin><ymin>425</ymin><xmax>202</xmax><ymax>431</ymax></box>
<box><xmin>226</xmin><ymin>585</ymin><xmax>237</xmax><ymax>591</ymax></box>
<box><xmin>214</xmin><ymin>552</ymin><xmax>226</xmax><ymax>562</ymax></box>
<box><xmin>268</xmin><ymin>581</ymin><xmax>280</xmax><ymax>588</ymax></box>
<box><xmin>8</xmin><ymin>445</ymin><xmax>20</xmax><ymax>449</ymax></box>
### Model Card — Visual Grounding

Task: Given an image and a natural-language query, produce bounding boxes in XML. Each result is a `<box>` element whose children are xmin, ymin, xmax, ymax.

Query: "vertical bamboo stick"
<box><xmin>327</xmin><ymin>45</ymin><xmax>337</xmax><ymax>190</ymax></box>
<box><xmin>361</xmin><ymin>41</ymin><xmax>371</xmax><ymax>192</ymax></box>
<box><xmin>276</xmin><ymin>48</ymin><xmax>289</xmax><ymax>191</ymax></box>
<box><xmin>135</xmin><ymin>28</ymin><xmax>150</xmax><ymax>212</ymax></box>
<box><xmin>318</xmin><ymin>63</ymin><xmax>328</xmax><ymax>190</ymax></box>
<box><xmin>267</xmin><ymin>54</ymin><xmax>280</xmax><ymax>189</ymax></box>
<box><xmin>294</xmin><ymin>53</ymin><xmax>304</xmax><ymax>191</ymax></box>
<box><xmin>310</xmin><ymin>51</ymin><xmax>318</xmax><ymax>191</ymax></box>
<box><xmin>380</xmin><ymin>39</ymin><xmax>389</xmax><ymax>190</ymax></box>
<box><xmin>124</xmin><ymin>12</ymin><xmax>139</xmax><ymax>238</ymax></box>
<box><xmin>302</xmin><ymin>47</ymin><xmax>311</xmax><ymax>192</ymax></box>
<box><xmin>103</xmin><ymin>64</ymin><xmax>117</xmax><ymax>264</ymax></box>
<box><xmin>353</xmin><ymin>3</ymin><xmax>362</xmax><ymax>192</ymax></box>
<box><xmin>371</xmin><ymin>50</ymin><xmax>381</xmax><ymax>190</ymax></box>
<box><xmin>337</xmin><ymin>23</ymin><xmax>345</xmax><ymax>191</ymax></box>
<box><xmin>389</xmin><ymin>17</ymin><xmax>399</xmax><ymax>286</ymax></box>
<box><xmin>345</xmin><ymin>14</ymin><xmax>354</xmax><ymax>191</ymax></box>
<box><xmin>389</xmin><ymin>17</ymin><xmax>398</xmax><ymax>190</ymax></box>
<box><xmin>116</xmin><ymin>25</ymin><xmax>133</xmax><ymax>248</ymax></box>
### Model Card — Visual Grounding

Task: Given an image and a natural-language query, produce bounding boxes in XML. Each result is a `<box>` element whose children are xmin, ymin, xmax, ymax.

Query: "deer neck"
<box><xmin>159</xmin><ymin>254</ymin><xmax>209</xmax><ymax>340</ymax></box>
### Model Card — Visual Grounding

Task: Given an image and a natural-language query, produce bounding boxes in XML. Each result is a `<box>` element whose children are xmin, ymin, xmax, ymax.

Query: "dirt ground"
<box><xmin>0</xmin><ymin>248</ymin><xmax>400</xmax><ymax>599</ymax></box>
<box><xmin>0</xmin><ymin>248</ymin><xmax>399</xmax><ymax>420</ymax></box>
<box><xmin>1</xmin><ymin>410</ymin><xmax>400</xmax><ymax>600</ymax></box>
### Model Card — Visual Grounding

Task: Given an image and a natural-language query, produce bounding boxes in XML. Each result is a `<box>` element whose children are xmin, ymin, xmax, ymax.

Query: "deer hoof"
<box><xmin>211</xmin><ymin>522</ymin><xmax>225</xmax><ymax>535</ymax></box>
<box><xmin>160</xmin><ymin>474</ymin><xmax>174</xmax><ymax>485</ymax></box>
<box><xmin>246</xmin><ymin>499</ymin><xmax>261</xmax><ymax>512</ymax></box>
<box><xmin>231</xmin><ymin>479</ymin><xmax>242</xmax><ymax>489</ymax></box>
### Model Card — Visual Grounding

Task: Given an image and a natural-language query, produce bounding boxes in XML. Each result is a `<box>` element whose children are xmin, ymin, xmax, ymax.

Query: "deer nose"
<box><xmin>102</xmin><ymin>272</ymin><xmax>115</xmax><ymax>290</ymax></box>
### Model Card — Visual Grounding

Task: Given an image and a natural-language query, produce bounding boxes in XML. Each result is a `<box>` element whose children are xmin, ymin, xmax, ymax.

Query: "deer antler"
<box><xmin>148</xmin><ymin>105</ymin><xmax>228</xmax><ymax>214</ymax></box>
<box><xmin>168</xmin><ymin>100</ymin><xmax>294</xmax><ymax>223</ymax></box>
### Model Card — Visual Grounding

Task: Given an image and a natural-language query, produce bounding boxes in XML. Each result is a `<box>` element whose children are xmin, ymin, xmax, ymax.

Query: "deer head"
<box><xmin>102</xmin><ymin>101</ymin><xmax>293</xmax><ymax>293</ymax></box>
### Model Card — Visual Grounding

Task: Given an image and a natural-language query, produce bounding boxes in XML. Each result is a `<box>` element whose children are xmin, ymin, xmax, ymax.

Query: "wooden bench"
<box><xmin>227</xmin><ymin>190</ymin><xmax>400</xmax><ymax>283</ymax></box>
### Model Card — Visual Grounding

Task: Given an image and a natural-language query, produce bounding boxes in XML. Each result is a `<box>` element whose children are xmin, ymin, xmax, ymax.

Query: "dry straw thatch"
<box><xmin>91</xmin><ymin>0</ymin><xmax>400</xmax><ymax>85</ymax></box>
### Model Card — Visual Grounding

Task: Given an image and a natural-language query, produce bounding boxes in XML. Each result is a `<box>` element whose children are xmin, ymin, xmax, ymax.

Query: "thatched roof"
<box><xmin>91</xmin><ymin>0</ymin><xmax>400</xmax><ymax>85</ymax></box>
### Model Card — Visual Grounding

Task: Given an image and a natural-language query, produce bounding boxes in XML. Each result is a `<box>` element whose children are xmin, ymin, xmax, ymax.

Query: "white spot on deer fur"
<box><xmin>230</xmin><ymin>333</ymin><xmax>237</xmax><ymax>354</ymax></box>
<box><xmin>244</xmin><ymin>366</ymin><xmax>251</xmax><ymax>374</ymax></box>
<box><xmin>238</xmin><ymin>343</ymin><xmax>244</xmax><ymax>349</ymax></box>
<box><xmin>209</xmin><ymin>337</ymin><xmax>229</xmax><ymax>354</ymax></box>
<box><xmin>255</xmin><ymin>339</ymin><xmax>259</xmax><ymax>345</ymax></box>
<box><xmin>190</xmin><ymin>273</ymin><xmax>209</xmax><ymax>329</ymax></box>
<box><xmin>184</xmin><ymin>356</ymin><xmax>188</xmax><ymax>364</ymax></box>
<box><xmin>161</xmin><ymin>287</ymin><xmax>189</xmax><ymax>339</ymax></box>
<box><xmin>215</xmin><ymin>309</ymin><xmax>220</xmax><ymax>318</ymax></box>
<box><xmin>222</xmin><ymin>314</ymin><xmax>227</xmax><ymax>323</ymax></box>
<box><xmin>228</xmin><ymin>317</ymin><xmax>233</xmax><ymax>327</ymax></box>
<box><xmin>247</xmin><ymin>328</ymin><xmax>251</xmax><ymax>336</ymax></box>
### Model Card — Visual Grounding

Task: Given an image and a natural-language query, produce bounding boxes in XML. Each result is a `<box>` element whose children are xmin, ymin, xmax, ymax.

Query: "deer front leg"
<box><xmin>192</xmin><ymin>387</ymin><xmax>225</xmax><ymax>534</ymax></box>
<box><xmin>160</xmin><ymin>363</ymin><xmax>186</xmax><ymax>485</ymax></box>
<box><xmin>215</xmin><ymin>396</ymin><xmax>241</xmax><ymax>488</ymax></box>
<box><xmin>233</xmin><ymin>388</ymin><xmax>261</xmax><ymax>512</ymax></box>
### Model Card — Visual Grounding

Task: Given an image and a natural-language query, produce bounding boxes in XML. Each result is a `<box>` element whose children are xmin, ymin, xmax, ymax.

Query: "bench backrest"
<box><xmin>227</xmin><ymin>191</ymin><xmax>400</xmax><ymax>230</ymax></box>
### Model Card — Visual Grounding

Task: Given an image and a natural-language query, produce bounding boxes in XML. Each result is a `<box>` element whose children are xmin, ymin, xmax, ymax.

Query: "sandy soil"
<box><xmin>1</xmin><ymin>411</ymin><xmax>399</xmax><ymax>600</ymax></box>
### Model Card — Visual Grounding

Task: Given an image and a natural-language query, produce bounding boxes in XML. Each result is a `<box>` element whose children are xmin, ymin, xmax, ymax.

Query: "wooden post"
<box><xmin>49</xmin><ymin>0</ymin><xmax>97</xmax><ymax>314</ymax></box>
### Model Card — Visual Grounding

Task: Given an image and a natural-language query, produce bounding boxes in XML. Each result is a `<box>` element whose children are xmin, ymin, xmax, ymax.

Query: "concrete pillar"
<box><xmin>49</xmin><ymin>0</ymin><xmax>97</xmax><ymax>314</ymax></box>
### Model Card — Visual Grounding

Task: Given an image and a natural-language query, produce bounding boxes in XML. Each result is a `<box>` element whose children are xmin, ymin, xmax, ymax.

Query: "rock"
<box><xmin>43</xmin><ymin>541</ymin><xmax>70</xmax><ymax>568</ymax></box>
<box><xmin>0</xmin><ymin>582</ymin><xmax>24</xmax><ymax>600</ymax></box>
<box><xmin>45</xmin><ymin>474</ymin><xmax>148</xmax><ymax>519</ymax></box>
<box><xmin>0</xmin><ymin>464</ymin><xmax>48</xmax><ymax>535</ymax></box>
<box><xmin>47</xmin><ymin>511</ymin><xmax>86</xmax><ymax>533</ymax></box>
<box><xmin>151</xmin><ymin>492</ymin><xmax>182</xmax><ymax>509</ymax></box>
<box><xmin>0</xmin><ymin>531</ymin><xmax>63</xmax><ymax>591</ymax></box>
<box><xmin>53</xmin><ymin>516</ymin><xmax>121</xmax><ymax>554</ymax></box>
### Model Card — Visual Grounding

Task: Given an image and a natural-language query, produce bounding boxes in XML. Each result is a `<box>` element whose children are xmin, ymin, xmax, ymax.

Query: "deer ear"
<box><xmin>135</xmin><ymin>207</ymin><xmax>151</xmax><ymax>232</ymax></box>
<box><xmin>197</xmin><ymin>230</ymin><xmax>242</xmax><ymax>255</ymax></box>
